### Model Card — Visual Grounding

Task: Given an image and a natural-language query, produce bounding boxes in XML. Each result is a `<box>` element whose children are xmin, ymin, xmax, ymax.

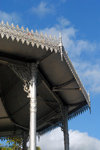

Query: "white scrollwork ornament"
<box><xmin>9</xmin><ymin>63</ymin><xmax>38</xmax><ymax>99</ymax></box>
<box><xmin>0</xmin><ymin>21</ymin><xmax>59</xmax><ymax>53</ymax></box>
<box><xmin>30</xmin><ymin>98</ymin><xmax>37</xmax><ymax>113</ymax></box>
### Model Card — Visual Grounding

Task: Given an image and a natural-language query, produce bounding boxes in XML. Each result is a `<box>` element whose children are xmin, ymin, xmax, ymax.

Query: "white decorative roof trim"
<box><xmin>0</xmin><ymin>21</ymin><xmax>59</xmax><ymax>53</ymax></box>
<box><xmin>68</xmin><ymin>105</ymin><xmax>89</xmax><ymax>120</ymax></box>
<box><xmin>63</xmin><ymin>49</ymin><xmax>91</xmax><ymax>108</ymax></box>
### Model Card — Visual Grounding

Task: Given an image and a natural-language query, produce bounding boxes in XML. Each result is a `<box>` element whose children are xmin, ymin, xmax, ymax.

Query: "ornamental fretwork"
<box><xmin>9</xmin><ymin>63</ymin><xmax>37</xmax><ymax>99</ymax></box>
<box><xmin>0</xmin><ymin>21</ymin><xmax>59</xmax><ymax>53</ymax></box>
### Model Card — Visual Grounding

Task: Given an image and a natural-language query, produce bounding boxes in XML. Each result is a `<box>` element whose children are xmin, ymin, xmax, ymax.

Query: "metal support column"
<box><xmin>61</xmin><ymin>106</ymin><xmax>69</xmax><ymax>150</ymax></box>
<box><xmin>29</xmin><ymin>63</ymin><xmax>37</xmax><ymax>150</ymax></box>
<box><xmin>9</xmin><ymin>63</ymin><xmax>37</xmax><ymax>150</ymax></box>
<box><xmin>23</xmin><ymin>132</ymin><xmax>28</xmax><ymax>150</ymax></box>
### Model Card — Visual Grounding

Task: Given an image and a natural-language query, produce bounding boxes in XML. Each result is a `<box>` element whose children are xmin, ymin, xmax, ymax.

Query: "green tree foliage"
<box><xmin>0</xmin><ymin>139</ymin><xmax>41</xmax><ymax>150</ymax></box>
<box><xmin>0</xmin><ymin>147</ymin><xmax>13</xmax><ymax>150</ymax></box>
<box><xmin>6</xmin><ymin>137</ymin><xmax>22</xmax><ymax>150</ymax></box>
<box><xmin>0</xmin><ymin>137</ymin><xmax>22</xmax><ymax>150</ymax></box>
<box><xmin>36</xmin><ymin>147</ymin><xmax>41</xmax><ymax>150</ymax></box>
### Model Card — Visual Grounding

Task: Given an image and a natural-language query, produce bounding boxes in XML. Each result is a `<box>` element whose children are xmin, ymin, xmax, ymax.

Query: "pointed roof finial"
<box><xmin>59</xmin><ymin>31</ymin><xmax>63</xmax><ymax>61</ymax></box>
<box><xmin>88</xmin><ymin>92</ymin><xmax>90</xmax><ymax>101</ymax></box>
<box><xmin>59</xmin><ymin>31</ymin><xmax>63</xmax><ymax>47</ymax></box>
<box><xmin>88</xmin><ymin>92</ymin><xmax>91</xmax><ymax>113</ymax></box>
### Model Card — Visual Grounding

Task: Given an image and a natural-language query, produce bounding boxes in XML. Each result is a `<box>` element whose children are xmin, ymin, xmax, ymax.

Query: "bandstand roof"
<box><xmin>0</xmin><ymin>21</ymin><xmax>90</xmax><ymax>137</ymax></box>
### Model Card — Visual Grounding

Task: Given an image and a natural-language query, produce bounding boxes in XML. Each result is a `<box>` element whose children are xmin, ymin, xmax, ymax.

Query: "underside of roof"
<box><xmin>0</xmin><ymin>21</ymin><xmax>90</xmax><ymax>137</ymax></box>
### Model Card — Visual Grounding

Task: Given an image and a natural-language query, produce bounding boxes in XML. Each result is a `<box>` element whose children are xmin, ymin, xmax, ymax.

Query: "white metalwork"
<box><xmin>9</xmin><ymin>63</ymin><xmax>35</xmax><ymax>98</ymax></box>
<box><xmin>29</xmin><ymin>64</ymin><xmax>37</xmax><ymax>150</ymax></box>
<box><xmin>0</xmin><ymin>21</ymin><xmax>59</xmax><ymax>53</ymax></box>
<box><xmin>9</xmin><ymin>63</ymin><xmax>37</xmax><ymax>150</ymax></box>
<box><xmin>59</xmin><ymin>31</ymin><xmax>63</xmax><ymax>61</ymax></box>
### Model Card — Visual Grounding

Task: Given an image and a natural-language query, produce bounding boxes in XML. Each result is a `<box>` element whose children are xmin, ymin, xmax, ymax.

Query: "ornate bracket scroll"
<box><xmin>8</xmin><ymin>63</ymin><xmax>37</xmax><ymax>99</ymax></box>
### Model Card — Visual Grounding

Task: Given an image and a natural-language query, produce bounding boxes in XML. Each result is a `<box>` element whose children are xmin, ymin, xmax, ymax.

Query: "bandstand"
<box><xmin>0</xmin><ymin>21</ymin><xmax>90</xmax><ymax>150</ymax></box>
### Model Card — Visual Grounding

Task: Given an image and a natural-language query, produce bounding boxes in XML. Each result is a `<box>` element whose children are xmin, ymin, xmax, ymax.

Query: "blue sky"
<box><xmin>0</xmin><ymin>0</ymin><xmax>100</xmax><ymax>150</ymax></box>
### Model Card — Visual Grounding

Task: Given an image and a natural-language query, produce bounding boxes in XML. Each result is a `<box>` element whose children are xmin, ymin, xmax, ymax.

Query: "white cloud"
<box><xmin>73</xmin><ymin>61</ymin><xmax>100</xmax><ymax>93</ymax></box>
<box><xmin>72</xmin><ymin>40</ymin><xmax>96</xmax><ymax>56</ymax></box>
<box><xmin>70</xmin><ymin>130</ymin><xmax>100</xmax><ymax>150</ymax></box>
<box><xmin>39</xmin><ymin>18</ymin><xmax>96</xmax><ymax>56</ymax></box>
<box><xmin>40</xmin><ymin>27</ymin><xmax>59</xmax><ymax>38</ymax></box>
<box><xmin>39</xmin><ymin>17</ymin><xmax>76</xmax><ymax>38</ymax></box>
<box><xmin>0</xmin><ymin>10</ymin><xmax>20</xmax><ymax>25</ymax></box>
<box><xmin>37</xmin><ymin>128</ymin><xmax>64</xmax><ymax>150</ymax></box>
<box><xmin>57</xmin><ymin>17</ymin><xmax>71</xmax><ymax>28</ymax></box>
<box><xmin>36</xmin><ymin>128</ymin><xmax>100</xmax><ymax>150</ymax></box>
<box><xmin>39</xmin><ymin>17</ymin><xmax>96</xmax><ymax>56</ymax></box>
<box><xmin>31</xmin><ymin>2</ymin><xmax>55</xmax><ymax>18</ymax></box>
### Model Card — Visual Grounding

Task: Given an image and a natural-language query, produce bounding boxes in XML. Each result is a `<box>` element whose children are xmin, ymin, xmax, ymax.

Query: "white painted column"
<box><xmin>29</xmin><ymin>63</ymin><xmax>37</xmax><ymax>150</ymax></box>
<box><xmin>8</xmin><ymin>63</ymin><xmax>37</xmax><ymax>150</ymax></box>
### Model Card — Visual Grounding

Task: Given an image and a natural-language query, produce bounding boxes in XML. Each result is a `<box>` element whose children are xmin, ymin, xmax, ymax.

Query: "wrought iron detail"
<box><xmin>9</xmin><ymin>63</ymin><xmax>37</xmax><ymax>98</ymax></box>
<box><xmin>68</xmin><ymin>104</ymin><xmax>89</xmax><ymax>120</ymax></box>
<box><xmin>30</xmin><ymin>97</ymin><xmax>37</xmax><ymax>113</ymax></box>
<box><xmin>0</xmin><ymin>21</ymin><xmax>59</xmax><ymax>53</ymax></box>
<box><xmin>60</xmin><ymin>105</ymin><xmax>69</xmax><ymax>150</ymax></box>
<box><xmin>23</xmin><ymin>132</ymin><xmax>28</xmax><ymax>150</ymax></box>
<box><xmin>59</xmin><ymin>31</ymin><xmax>63</xmax><ymax>61</ymax></box>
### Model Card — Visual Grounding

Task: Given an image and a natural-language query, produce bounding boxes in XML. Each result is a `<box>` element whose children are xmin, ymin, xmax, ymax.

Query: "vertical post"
<box><xmin>23</xmin><ymin>132</ymin><xmax>28</xmax><ymax>150</ymax></box>
<box><xmin>62</xmin><ymin>106</ymin><xmax>69</xmax><ymax>150</ymax></box>
<box><xmin>8</xmin><ymin>63</ymin><xmax>37</xmax><ymax>150</ymax></box>
<box><xmin>29</xmin><ymin>63</ymin><xmax>37</xmax><ymax>150</ymax></box>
